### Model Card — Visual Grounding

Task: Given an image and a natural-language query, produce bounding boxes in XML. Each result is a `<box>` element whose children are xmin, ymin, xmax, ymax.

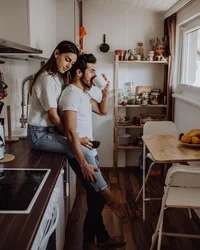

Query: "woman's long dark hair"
<box><xmin>32</xmin><ymin>41</ymin><xmax>79</xmax><ymax>85</ymax></box>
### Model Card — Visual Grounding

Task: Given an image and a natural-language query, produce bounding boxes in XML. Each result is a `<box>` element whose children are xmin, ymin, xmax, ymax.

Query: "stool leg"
<box><xmin>157</xmin><ymin>211</ymin><xmax>164</xmax><ymax>250</ymax></box>
<box><xmin>150</xmin><ymin>199</ymin><xmax>166</xmax><ymax>250</ymax></box>
<box><xmin>143</xmin><ymin>144</ymin><xmax>146</xmax><ymax>221</ymax></box>
<box><xmin>135</xmin><ymin>161</ymin><xmax>155</xmax><ymax>202</ymax></box>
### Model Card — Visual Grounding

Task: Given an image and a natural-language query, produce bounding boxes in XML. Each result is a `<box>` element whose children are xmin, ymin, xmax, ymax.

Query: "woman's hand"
<box><xmin>80</xmin><ymin>137</ymin><xmax>93</xmax><ymax>150</ymax></box>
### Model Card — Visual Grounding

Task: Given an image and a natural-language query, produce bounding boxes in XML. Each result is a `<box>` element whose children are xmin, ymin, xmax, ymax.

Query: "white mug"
<box><xmin>92</xmin><ymin>74</ymin><xmax>108</xmax><ymax>89</ymax></box>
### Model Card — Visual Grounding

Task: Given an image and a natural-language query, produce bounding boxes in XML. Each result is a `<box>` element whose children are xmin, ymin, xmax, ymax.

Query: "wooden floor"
<box><xmin>64</xmin><ymin>168</ymin><xmax>200</xmax><ymax>250</ymax></box>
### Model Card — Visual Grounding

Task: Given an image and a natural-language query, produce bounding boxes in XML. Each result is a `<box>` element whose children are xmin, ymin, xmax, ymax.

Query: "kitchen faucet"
<box><xmin>19</xmin><ymin>74</ymin><xmax>35</xmax><ymax>128</ymax></box>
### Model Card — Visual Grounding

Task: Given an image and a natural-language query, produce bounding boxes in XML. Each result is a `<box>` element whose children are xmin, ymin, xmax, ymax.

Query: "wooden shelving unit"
<box><xmin>119</xmin><ymin>60</ymin><xmax>168</xmax><ymax>64</ymax></box>
<box><xmin>117</xmin><ymin>125</ymin><xmax>143</xmax><ymax>128</ymax></box>
<box><xmin>118</xmin><ymin>104</ymin><xmax>167</xmax><ymax>108</ymax></box>
<box><xmin>113</xmin><ymin>55</ymin><xmax>171</xmax><ymax>168</ymax></box>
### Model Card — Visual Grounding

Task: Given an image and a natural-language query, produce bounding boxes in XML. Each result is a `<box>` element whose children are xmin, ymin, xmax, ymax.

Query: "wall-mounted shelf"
<box><xmin>119</xmin><ymin>60</ymin><xmax>168</xmax><ymax>64</ymax></box>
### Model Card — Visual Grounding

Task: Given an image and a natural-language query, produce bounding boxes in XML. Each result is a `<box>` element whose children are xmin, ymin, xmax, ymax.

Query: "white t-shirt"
<box><xmin>59</xmin><ymin>84</ymin><xmax>97</xmax><ymax>155</ymax></box>
<box><xmin>28</xmin><ymin>72</ymin><xmax>64</xmax><ymax>127</ymax></box>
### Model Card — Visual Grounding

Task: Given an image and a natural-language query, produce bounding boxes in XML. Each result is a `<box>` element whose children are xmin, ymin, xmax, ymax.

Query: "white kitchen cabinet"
<box><xmin>29</xmin><ymin>0</ymin><xmax>57</xmax><ymax>58</ymax></box>
<box><xmin>0</xmin><ymin>0</ymin><xmax>29</xmax><ymax>46</ymax></box>
<box><xmin>0</xmin><ymin>0</ymin><xmax>57</xmax><ymax>58</ymax></box>
<box><xmin>56</xmin><ymin>0</ymin><xmax>80</xmax><ymax>45</ymax></box>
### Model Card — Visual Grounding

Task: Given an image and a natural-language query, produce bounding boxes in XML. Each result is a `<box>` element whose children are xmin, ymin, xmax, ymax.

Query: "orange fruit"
<box><xmin>181</xmin><ymin>135</ymin><xmax>191</xmax><ymax>143</ymax></box>
<box><xmin>191</xmin><ymin>136</ymin><xmax>199</xmax><ymax>144</ymax></box>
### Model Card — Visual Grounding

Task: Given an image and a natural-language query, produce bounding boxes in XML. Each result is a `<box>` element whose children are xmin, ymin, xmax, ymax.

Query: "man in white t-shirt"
<box><xmin>58</xmin><ymin>54</ymin><xmax>126</xmax><ymax>250</ymax></box>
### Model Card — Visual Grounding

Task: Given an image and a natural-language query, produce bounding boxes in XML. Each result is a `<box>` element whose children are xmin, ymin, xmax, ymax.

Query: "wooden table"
<box><xmin>140</xmin><ymin>134</ymin><xmax>200</xmax><ymax>220</ymax></box>
<box><xmin>143</xmin><ymin>134</ymin><xmax>200</xmax><ymax>163</ymax></box>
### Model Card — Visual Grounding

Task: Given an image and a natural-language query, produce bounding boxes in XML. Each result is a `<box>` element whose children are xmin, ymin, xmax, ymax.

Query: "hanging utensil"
<box><xmin>99</xmin><ymin>34</ymin><xmax>110</xmax><ymax>53</ymax></box>
<box><xmin>0</xmin><ymin>101</ymin><xmax>4</xmax><ymax>114</ymax></box>
<box><xmin>0</xmin><ymin>70</ymin><xmax>8</xmax><ymax>97</ymax></box>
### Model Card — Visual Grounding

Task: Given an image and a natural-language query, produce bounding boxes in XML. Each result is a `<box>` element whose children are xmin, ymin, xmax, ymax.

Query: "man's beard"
<box><xmin>80</xmin><ymin>76</ymin><xmax>92</xmax><ymax>90</ymax></box>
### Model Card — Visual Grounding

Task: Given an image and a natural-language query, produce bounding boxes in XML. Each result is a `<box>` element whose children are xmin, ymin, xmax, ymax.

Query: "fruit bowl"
<box><xmin>179</xmin><ymin>133</ymin><xmax>200</xmax><ymax>147</ymax></box>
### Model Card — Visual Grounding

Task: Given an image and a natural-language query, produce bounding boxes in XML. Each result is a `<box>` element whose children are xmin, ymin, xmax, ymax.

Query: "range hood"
<box><xmin>0</xmin><ymin>38</ymin><xmax>43</xmax><ymax>54</ymax></box>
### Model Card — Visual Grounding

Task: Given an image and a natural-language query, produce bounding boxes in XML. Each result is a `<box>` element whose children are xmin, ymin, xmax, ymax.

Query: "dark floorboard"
<box><xmin>64</xmin><ymin>168</ymin><xmax>200</xmax><ymax>250</ymax></box>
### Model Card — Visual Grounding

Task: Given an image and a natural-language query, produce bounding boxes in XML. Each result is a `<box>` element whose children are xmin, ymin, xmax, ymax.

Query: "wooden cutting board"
<box><xmin>136</xmin><ymin>85</ymin><xmax>152</xmax><ymax>94</ymax></box>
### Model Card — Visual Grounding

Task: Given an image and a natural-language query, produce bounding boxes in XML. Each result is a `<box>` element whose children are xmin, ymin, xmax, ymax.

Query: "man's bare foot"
<box><xmin>83</xmin><ymin>242</ymin><xmax>100</xmax><ymax>250</ymax></box>
<box><xmin>100</xmin><ymin>188</ymin><xmax>128</xmax><ymax>218</ymax></box>
<box><xmin>97</xmin><ymin>236</ymin><xmax>126</xmax><ymax>248</ymax></box>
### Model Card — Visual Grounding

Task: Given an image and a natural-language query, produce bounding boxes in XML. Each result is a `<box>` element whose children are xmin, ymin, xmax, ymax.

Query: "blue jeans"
<box><xmin>27</xmin><ymin>125</ymin><xmax>107</xmax><ymax>191</ymax></box>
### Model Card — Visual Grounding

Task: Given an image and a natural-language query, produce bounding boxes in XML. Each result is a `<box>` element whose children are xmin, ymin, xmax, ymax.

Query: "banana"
<box><xmin>185</xmin><ymin>128</ymin><xmax>200</xmax><ymax>136</ymax></box>
<box><xmin>189</xmin><ymin>130</ymin><xmax>200</xmax><ymax>137</ymax></box>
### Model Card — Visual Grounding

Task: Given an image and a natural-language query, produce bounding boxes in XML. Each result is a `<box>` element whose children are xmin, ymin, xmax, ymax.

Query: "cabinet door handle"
<box><xmin>66</xmin><ymin>182</ymin><xmax>69</xmax><ymax>197</ymax></box>
<box><xmin>63</xmin><ymin>182</ymin><xmax>69</xmax><ymax>198</ymax></box>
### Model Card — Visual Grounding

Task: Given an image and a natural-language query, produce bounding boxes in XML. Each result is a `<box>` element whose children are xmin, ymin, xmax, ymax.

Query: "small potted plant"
<box><xmin>149</xmin><ymin>36</ymin><xmax>168</xmax><ymax>56</ymax></box>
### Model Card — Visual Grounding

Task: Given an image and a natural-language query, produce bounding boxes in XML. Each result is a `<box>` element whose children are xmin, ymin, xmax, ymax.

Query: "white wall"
<box><xmin>83</xmin><ymin>2</ymin><xmax>164</xmax><ymax>167</ymax></box>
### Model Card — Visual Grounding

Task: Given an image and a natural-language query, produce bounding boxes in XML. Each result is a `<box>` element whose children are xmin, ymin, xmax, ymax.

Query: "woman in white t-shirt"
<box><xmin>28</xmin><ymin>41</ymin><xmax>78</xmax><ymax>155</ymax></box>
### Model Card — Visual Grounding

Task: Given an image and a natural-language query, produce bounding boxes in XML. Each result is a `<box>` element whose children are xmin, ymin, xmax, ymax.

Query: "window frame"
<box><xmin>178</xmin><ymin>16</ymin><xmax>200</xmax><ymax>88</ymax></box>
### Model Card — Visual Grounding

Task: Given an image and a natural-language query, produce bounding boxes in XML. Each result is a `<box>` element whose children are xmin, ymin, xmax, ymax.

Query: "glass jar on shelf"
<box><xmin>130</xmin><ymin>93</ymin><xmax>136</xmax><ymax>104</ymax></box>
<box><xmin>128</xmin><ymin>49</ymin><xmax>136</xmax><ymax>61</ymax></box>
<box><xmin>137</xmin><ymin>42</ymin><xmax>144</xmax><ymax>58</ymax></box>
<box><xmin>123</xmin><ymin>96</ymin><xmax>128</xmax><ymax>105</ymax></box>
<box><xmin>150</xmin><ymin>89</ymin><xmax>161</xmax><ymax>105</ymax></box>
<box><xmin>124</xmin><ymin>82</ymin><xmax>135</xmax><ymax>96</ymax></box>
<box><xmin>118</xmin><ymin>89</ymin><xmax>124</xmax><ymax>104</ymax></box>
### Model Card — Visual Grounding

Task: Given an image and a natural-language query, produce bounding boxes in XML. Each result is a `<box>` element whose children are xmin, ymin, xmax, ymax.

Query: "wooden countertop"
<box><xmin>0</xmin><ymin>140</ymin><xmax>66</xmax><ymax>250</ymax></box>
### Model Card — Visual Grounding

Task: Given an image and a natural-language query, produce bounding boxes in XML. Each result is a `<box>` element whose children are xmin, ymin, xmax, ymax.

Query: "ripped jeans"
<box><xmin>27</xmin><ymin>125</ymin><xmax>107</xmax><ymax>191</ymax></box>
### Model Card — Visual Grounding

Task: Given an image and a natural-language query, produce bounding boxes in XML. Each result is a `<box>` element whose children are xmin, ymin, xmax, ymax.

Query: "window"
<box><xmin>179</xmin><ymin>17</ymin><xmax>200</xmax><ymax>87</ymax></box>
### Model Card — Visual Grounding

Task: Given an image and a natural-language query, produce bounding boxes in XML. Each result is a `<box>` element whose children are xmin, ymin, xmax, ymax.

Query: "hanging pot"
<box><xmin>99</xmin><ymin>34</ymin><xmax>110</xmax><ymax>53</ymax></box>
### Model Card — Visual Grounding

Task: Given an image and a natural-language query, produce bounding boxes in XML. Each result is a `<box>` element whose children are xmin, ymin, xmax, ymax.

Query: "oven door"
<box><xmin>39</xmin><ymin>204</ymin><xmax>59</xmax><ymax>250</ymax></box>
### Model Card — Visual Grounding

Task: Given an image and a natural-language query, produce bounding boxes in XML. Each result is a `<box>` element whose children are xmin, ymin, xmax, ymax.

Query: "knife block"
<box><xmin>5</xmin><ymin>106</ymin><xmax>19</xmax><ymax>142</ymax></box>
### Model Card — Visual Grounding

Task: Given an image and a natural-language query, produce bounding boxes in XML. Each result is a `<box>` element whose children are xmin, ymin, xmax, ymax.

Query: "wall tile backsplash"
<box><xmin>0</xmin><ymin>58</ymin><xmax>40</xmax><ymax>137</ymax></box>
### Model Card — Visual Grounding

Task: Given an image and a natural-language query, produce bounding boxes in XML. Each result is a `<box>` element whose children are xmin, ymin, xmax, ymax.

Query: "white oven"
<box><xmin>31</xmin><ymin>169</ymin><xmax>64</xmax><ymax>250</ymax></box>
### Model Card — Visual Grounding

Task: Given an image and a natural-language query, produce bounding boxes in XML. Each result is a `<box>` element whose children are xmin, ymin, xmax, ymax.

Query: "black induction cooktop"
<box><xmin>0</xmin><ymin>168</ymin><xmax>50</xmax><ymax>214</ymax></box>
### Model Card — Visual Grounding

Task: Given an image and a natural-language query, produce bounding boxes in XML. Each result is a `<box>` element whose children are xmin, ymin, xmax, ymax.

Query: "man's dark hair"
<box><xmin>70</xmin><ymin>53</ymin><xmax>97</xmax><ymax>79</ymax></box>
